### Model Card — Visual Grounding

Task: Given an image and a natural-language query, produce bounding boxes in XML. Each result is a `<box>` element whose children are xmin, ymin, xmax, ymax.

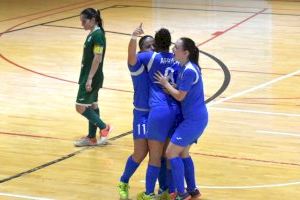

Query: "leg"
<box><xmin>88</xmin><ymin>103</ymin><xmax>99</xmax><ymax>138</ymax></box>
<box><xmin>166</xmin><ymin>142</ymin><xmax>186</xmax><ymax>196</ymax></box>
<box><xmin>145</xmin><ymin>140</ymin><xmax>164</xmax><ymax>195</ymax></box>
<box><xmin>181</xmin><ymin>146</ymin><xmax>197</xmax><ymax>192</ymax></box>
<box><xmin>120</xmin><ymin>139</ymin><xmax>148</xmax><ymax>183</ymax></box>
<box><xmin>158</xmin><ymin>138</ymin><xmax>169</xmax><ymax>192</ymax></box>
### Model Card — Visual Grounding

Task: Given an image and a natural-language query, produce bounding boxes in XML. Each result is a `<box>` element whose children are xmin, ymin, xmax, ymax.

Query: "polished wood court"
<box><xmin>0</xmin><ymin>0</ymin><xmax>300</xmax><ymax>199</ymax></box>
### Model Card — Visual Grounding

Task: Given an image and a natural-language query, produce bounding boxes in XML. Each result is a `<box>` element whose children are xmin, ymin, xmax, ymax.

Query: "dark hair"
<box><xmin>81</xmin><ymin>8</ymin><xmax>104</xmax><ymax>33</ymax></box>
<box><xmin>154</xmin><ymin>28</ymin><xmax>171</xmax><ymax>51</ymax></box>
<box><xmin>139</xmin><ymin>35</ymin><xmax>153</xmax><ymax>50</ymax></box>
<box><xmin>180</xmin><ymin>37</ymin><xmax>200</xmax><ymax>67</ymax></box>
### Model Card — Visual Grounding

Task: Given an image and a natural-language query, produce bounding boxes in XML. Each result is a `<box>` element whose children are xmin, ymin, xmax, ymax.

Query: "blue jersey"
<box><xmin>139</xmin><ymin>51</ymin><xmax>178</xmax><ymax>107</ymax></box>
<box><xmin>128</xmin><ymin>52</ymin><xmax>150</xmax><ymax>110</ymax></box>
<box><xmin>176</xmin><ymin>61</ymin><xmax>208</xmax><ymax>119</ymax></box>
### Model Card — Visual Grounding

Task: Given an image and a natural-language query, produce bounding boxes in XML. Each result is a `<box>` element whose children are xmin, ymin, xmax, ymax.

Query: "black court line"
<box><xmin>0</xmin><ymin>5</ymin><xmax>115</xmax><ymax>35</ymax></box>
<box><xmin>1</xmin><ymin>3</ymin><xmax>299</xmax><ymax>36</ymax></box>
<box><xmin>0</xmin><ymin>130</ymin><xmax>133</xmax><ymax>184</ymax></box>
<box><xmin>41</xmin><ymin>24</ymin><xmax>132</xmax><ymax>36</ymax></box>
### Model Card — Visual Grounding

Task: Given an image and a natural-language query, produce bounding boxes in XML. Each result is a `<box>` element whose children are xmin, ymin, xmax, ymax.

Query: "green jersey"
<box><xmin>79</xmin><ymin>26</ymin><xmax>106</xmax><ymax>87</ymax></box>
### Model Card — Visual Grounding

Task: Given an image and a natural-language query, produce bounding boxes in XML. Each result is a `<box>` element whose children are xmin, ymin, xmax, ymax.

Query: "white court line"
<box><xmin>139</xmin><ymin>180</ymin><xmax>300</xmax><ymax>189</ymax></box>
<box><xmin>208</xmin><ymin>69</ymin><xmax>300</xmax><ymax>107</ymax></box>
<box><xmin>198</xmin><ymin>181</ymin><xmax>300</xmax><ymax>189</ymax></box>
<box><xmin>257</xmin><ymin>130</ymin><xmax>300</xmax><ymax>137</ymax></box>
<box><xmin>210</xmin><ymin>107</ymin><xmax>300</xmax><ymax>117</ymax></box>
<box><xmin>0</xmin><ymin>192</ymin><xmax>54</xmax><ymax>200</ymax></box>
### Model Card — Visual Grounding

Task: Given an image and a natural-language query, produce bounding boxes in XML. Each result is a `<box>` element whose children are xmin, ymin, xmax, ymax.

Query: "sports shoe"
<box><xmin>74</xmin><ymin>137</ymin><xmax>97</xmax><ymax>147</ymax></box>
<box><xmin>118</xmin><ymin>182</ymin><xmax>129</xmax><ymax>200</ymax></box>
<box><xmin>175</xmin><ymin>192</ymin><xmax>191</xmax><ymax>200</ymax></box>
<box><xmin>187</xmin><ymin>188</ymin><xmax>201</xmax><ymax>199</ymax></box>
<box><xmin>137</xmin><ymin>192</ymin><xmax>156</xmax><ymax>200</ymax></box>
<box><xmin>157</xmin><ymin>188</ymin><xmax>169</xmax><ymax>200</ymax></box>
<box><xmin>98</xmin><ymin>124</ymin><xmax>112</xmax><ymax>145</ymax></box>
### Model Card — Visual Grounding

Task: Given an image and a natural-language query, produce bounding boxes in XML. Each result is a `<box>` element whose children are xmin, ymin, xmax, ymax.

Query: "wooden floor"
<box><xmin>0</xmin><ymin>0</ymin><xmax>300</xmax><ymax>199</ymax></box>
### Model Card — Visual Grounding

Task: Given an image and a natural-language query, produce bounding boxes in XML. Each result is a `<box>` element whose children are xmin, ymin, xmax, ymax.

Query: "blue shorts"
<box><xmin>168</xmin><ymin>112</ymin><xmax>184</xmax><ymax>138</ymax></box>
<box><xmin>133</xmin><ymin>109</ymin><xmax>149</xmax><ymax>140</ymax></box>
<box><xmin>171</xmin><ymin>117</ymin><xmax>208</xmax><ymax>147</ymax></box>
<box><xmin>147</xmin><ymin>105</ymin><xmax>177</xmax><ymax>142</ymax></box>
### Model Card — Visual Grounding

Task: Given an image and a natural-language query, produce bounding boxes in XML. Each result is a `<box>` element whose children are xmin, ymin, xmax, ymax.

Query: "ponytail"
<box><xmin>81</xmin><ymin>8</ymin><xmax>105</xmax><ymax>33</ymax></box>
<box><xmin>96</xmin><ymin>9</ymin><xmax>105</xmax><ymax>33</ymax></box>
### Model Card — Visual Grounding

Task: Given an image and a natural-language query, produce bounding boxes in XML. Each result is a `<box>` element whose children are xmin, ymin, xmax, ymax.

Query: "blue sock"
<box><xmin>158</xmin><ymin>157</ymin><xmax>168</xmax><ymax>191</ymax></box>
<box><xmin>167</xmin><ymin>169</ymin><xmax>176</xmax><ymax>193</ymax></box>
<box><xmin>170</xmin><ymin>157</ymin><xmax>185</xmax><ymax>194</ymax></box>
<box><xmin>182</xmin><ymin>157</ymin><xmax>196</xmax><ymax>191</ymax></box>
<box><xmin>120</xmin><ymin>156</ymin><xmax>140</xmax><ymax>183</ymax></box>
<box><xmin>146</xmin><ymin>165</ymin><xmax>160</xmax><ymax>195</ymax></box>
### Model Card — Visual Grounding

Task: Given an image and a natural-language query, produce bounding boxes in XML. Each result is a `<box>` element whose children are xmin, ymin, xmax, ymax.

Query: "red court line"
<box><xmin>190</xmin><ymin>152</ymin><xmax>300</xmax><ymax>167</ymax></box>
<box><xmin>0</xmin><ymin>0</ymin><xmax>109</xmax><ymax>36</ymax></box>
<box><xmin>2</xmin><ymin>131</ymin><xmax>299</xmax><ymax>167</ymax></box>
<box><xmin>0</xmin><ymin>131</ymin><xmax>69</xmax><ymax>141</ymax></box>
<box><xmin>110</xmin><ymin>143</ymin><xmax>300</xmax><ymax>167</ymax></box>
<box><xmin>197</xmin><ymin>8</ymin><xmax>267</xmax><ymax>46</ymax></box>
<box><xmin>0</xmin><ymin>54</ymin><xmax>77</xmax><ymax>84</ymax></box>
<box><xmin>0</xmin><ymin>0</ymin><xmax>99</xmax><ymax>23</ymax></box>
<box><xmin>0</xmin><ymin>54</ymin><xmax>133</xmax><ymax>93</ymax></box>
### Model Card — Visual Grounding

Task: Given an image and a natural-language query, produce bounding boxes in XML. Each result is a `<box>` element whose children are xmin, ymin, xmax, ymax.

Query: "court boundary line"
<box><xmin>139</xmin><ymin>180</ymin><xmax>300</xmax><ymax>189</ymax></box>
<box><xmin>0</xmin><ymin>130</ymin><xmax>132</xmax><ymax>184</ymax></box>
<box><xmin>0</xmin><ymin>0</ymin><xmax>104</xmax><ymax>23</ymax></box>
<box><xmin>0</xmin><ymin>192</ymin><xmax>53</xmax><ymax>200</ymax></box>
<box><xmin>208</xmin><ymin>69</ymin><xmax>300</xmax><ymax>106</ymax></box>
<box><xmin>211</xmin><ymin>107</ymin><xmax>300</xmax><ymax>117</ymax></box>
<box><xmin>1</xmin><ymin>131</ymin><xmax>300</xmax><ymax>167</ymax></box>
<box><xmin>256</xmin><ymin>130</ymin><xmax>300</xmax><ymax>137</ymax></box>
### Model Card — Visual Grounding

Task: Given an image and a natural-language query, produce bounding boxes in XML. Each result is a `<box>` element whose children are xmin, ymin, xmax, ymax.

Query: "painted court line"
<box><xmin>0</xmin><ymin>192</ymin><xmax>53</xmax><ymax>200</ymax></box>
<box><xmin>198</xmin><ymin>8</ymin><xmax>267</xmax><ymax>46</ymax></box>
<box><xmin>197</xmin><ymin>181</ymin><xmax>300</xmax><ymax>189</ymax></box>
<box><xmin>140</xmin><ymin>180</ymin><xmax>300</xmax><ymax>189</ymax></box>
<box><xmin>256</xmin><ymin>130</ymin><xmax>300</xmax><ymax>137</ymax></box>
<box><xmin>208</xmin><ymin>69</ymin><xmax>300</xmax><ymax>106</ymax></box>
<box><xmin>210</xmin><ymin>107</ymin><xmax>300</xmax><ymax>117</ymax></box>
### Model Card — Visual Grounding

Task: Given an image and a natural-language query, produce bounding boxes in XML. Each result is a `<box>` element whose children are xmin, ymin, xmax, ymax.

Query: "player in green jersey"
<box><xmin>75</xmin><ymin>8</ymin><xmax>112</xmax><ymax>147</ymax></box>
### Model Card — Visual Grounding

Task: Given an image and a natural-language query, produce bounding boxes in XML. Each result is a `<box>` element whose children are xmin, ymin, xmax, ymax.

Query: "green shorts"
<box><xmin>76</xmin><ymin>82</ymin><xmax>101</xmax><ymax>106</ymax></box>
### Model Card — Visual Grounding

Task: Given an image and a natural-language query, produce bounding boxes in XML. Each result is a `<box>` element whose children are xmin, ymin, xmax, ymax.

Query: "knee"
<box><xmin>165</xmin><ymin>148</ymin><xmax>174</xmax><ymax>160</ymax></box>
<box><xmin>76</xmin><ymin>105</ymin><xmax>86</xmax><ymax>114</ymax></box>
<box><xmin>132</xmin><ymin>151</ymin><xmax>148</xmax><ymax>163</ymax></box>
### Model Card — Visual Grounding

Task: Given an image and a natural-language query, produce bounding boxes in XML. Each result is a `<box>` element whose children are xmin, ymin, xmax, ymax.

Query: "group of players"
<box><xmin>74</xmin><ymin>8</ymin><xmax>208</xmax><ymax>200</ymax></box>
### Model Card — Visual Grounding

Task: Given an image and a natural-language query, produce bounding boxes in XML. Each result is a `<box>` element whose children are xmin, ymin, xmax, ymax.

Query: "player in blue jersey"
<box><xmin>154</xmin><ymin>38</ymin><xmax>208</xmax><ymax>200</ymax></box>
<box><xmin>118</xmin><ymin>24</ymin><xmax>155</xmax><ymax>200</ymax></box>
<box><xmin>137</xmin><ymin>28</ymin><xmax>180</xmax><ymax>200</ymax></box>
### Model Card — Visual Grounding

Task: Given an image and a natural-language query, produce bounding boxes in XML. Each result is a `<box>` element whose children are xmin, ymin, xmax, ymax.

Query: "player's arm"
<box><xmin>154</xmin><ymin>71</ymin><xmax>187</xmax><ymax>101</ymax></box>
<box><xmin>85</xmin><ymin>44</ymin><xmax>104</xmax><ymax>92</ymax></box>
<box><xmin>128</xmin><ymin>23</ymin><xmax>144</xmax><ymax>66</ymax></box>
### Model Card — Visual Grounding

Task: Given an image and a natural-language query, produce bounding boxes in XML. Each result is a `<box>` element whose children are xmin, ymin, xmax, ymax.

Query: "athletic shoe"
<box><xmin>137</xmin><ymin>192</ymin><xmax>156</xmax><ymax>200</ymax></box>
<box><xmin>74</xmin><ymin>137</ymin><xmax>97</xmax><ymax>147</ymax></box>
<box><xmin>187</xmin><ymin>188</ymin><xmax>201</xmax><ymax>199</ymax></box>
<box><xmin>98</xmin><ymin>124</ymin><xmax>112</xmax><ymax>145</ymax></box>
<box><xmin>175</xmin><ymin>192</ymin><xmax>191</xmax><ymax>200</ymax></box>
<box><xmin>118</xmin><ymin>182</ymin><xmax>129</xmax><ymax>200</ymax></box>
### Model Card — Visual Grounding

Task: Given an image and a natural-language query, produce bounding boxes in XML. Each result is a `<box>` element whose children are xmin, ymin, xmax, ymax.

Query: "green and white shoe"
<box><xmin>157</xmin><ymin>189</ymin><xmax>169</xmax><ymax>200</ymax></box>
<box><xmin>118</xmin><ymin>182</ymin><xmax>129</xmax><ymax>200</ymax></box>
<box><xmin>137</xmin><ymin>192</ymin><xmax>156</xmax><ymax>200</ymax></box>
